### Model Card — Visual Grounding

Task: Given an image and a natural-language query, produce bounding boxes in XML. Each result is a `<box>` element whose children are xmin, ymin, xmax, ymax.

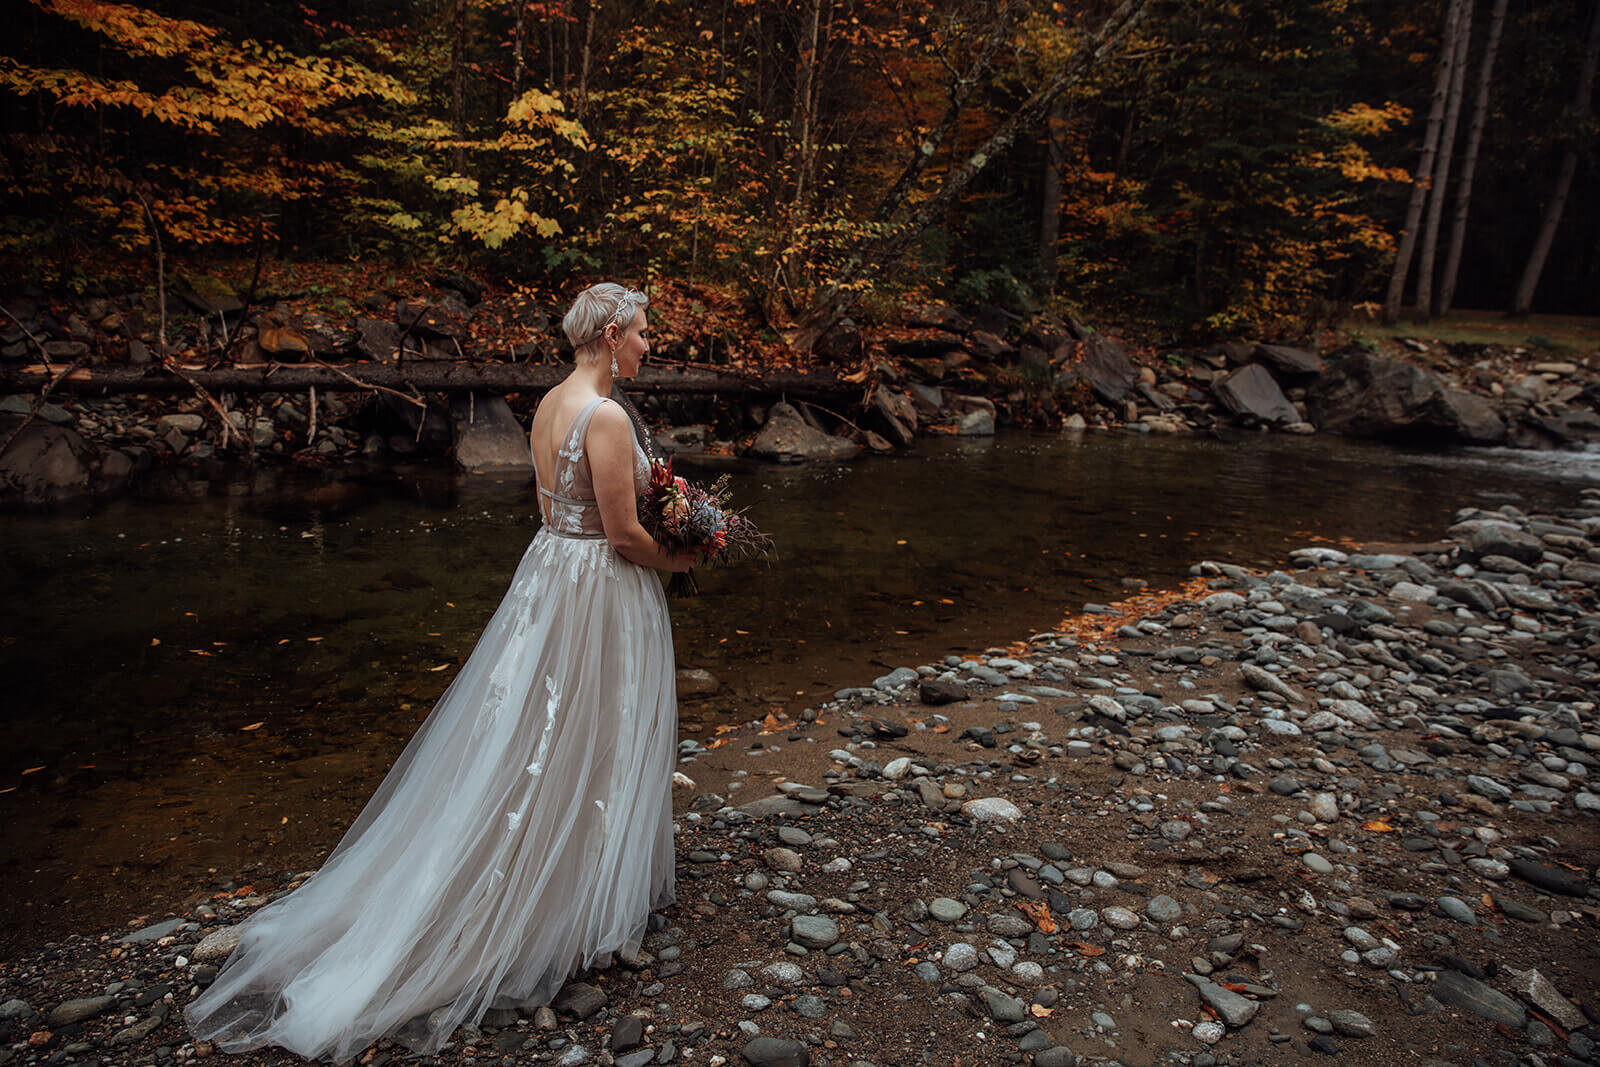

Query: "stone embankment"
<box><xmin>4</xmin><ymin>280</ymin><xmax>1597</xmax><ymax>504</ymax></box>
<box><xmin>2</xmin><ymin>494</ymin><xmax>1597</xmax><ymax>1065</ymax></box>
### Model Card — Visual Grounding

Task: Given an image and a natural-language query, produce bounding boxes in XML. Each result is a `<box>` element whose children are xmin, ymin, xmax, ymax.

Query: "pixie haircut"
<box><xmin>562</xmin><ymin>283</ymin><xmax>648</xmax><ymax>355</ymax></box>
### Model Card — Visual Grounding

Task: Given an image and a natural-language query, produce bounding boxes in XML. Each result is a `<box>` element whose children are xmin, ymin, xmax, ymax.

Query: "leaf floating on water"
<box><xmin>240</xmin><ymin>722</ymin><xmax>264</xmax><ymax>731</ymax></box>
<box><xmin>150</xmin><ymin>638</ymin><xmax>161</xmax><ymax>646</ymax></box>
<box><xmin>428</xmin><ymin>663</ymin><xmax>451</xmax><ymax>672</ymax></box>
<box><xmin>21</xmin><ymin>766</ymin><xmax>45</xmax><ymax>775</ymax></box>
<box><xmin>306</xmin><ymin>637</ymin><xmax>323</xmax><ymax>643</ymax></box>
<box><xmin>938</xmin><ymin>597</ymin><xmax>955</xmax><ymax>604</ymax></box>
<box><xmin>1362</xmin><ymin>821</ymin><xmax>1395</xmax><ymax>833</ymax></box>
<box><xmin>280</xmin><ymin>817</ymin><xmax>288</xmax><ymax>825</ymax></box>
<box><xmin>278</xmin><ymin>639</ymin><xmax>290</xmax><ymax>645</ymax></box>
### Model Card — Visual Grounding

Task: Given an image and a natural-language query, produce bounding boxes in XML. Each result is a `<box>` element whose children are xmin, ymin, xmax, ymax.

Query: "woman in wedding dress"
<box><xmin>186</xmin><ymin>283</ymin><xmax>695</xmax><ymax>1062</ymax></box>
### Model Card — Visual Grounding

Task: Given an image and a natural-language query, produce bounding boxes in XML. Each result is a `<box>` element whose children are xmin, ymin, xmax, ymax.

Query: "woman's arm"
<box><xmin>588</xmin><ymin>402</ymin><xmax>697</xmax><ymax>572</ymax></box>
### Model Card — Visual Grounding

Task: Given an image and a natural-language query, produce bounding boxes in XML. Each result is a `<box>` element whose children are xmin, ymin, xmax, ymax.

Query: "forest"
<box><xmin>2</xmin><ymin>0</ymin><xmax>1597</xmax><ymax>352</ymax></box>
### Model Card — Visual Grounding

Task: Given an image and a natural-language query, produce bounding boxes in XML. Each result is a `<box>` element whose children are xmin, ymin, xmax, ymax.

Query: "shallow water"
<box><xmin>1</xmin><ymin>431</ymin><xmax>1596</xmax><ymax>951</ymax></box>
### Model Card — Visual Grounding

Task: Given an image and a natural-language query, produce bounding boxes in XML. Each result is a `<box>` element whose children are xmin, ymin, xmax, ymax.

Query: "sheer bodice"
<box><xmin>534</xmin><ymin>396</ymin><xmax>650</xmax><ymax>538</ymax></box>
<box><xmin>186</xmin><ymin>394</ymin><xmax>677</xmax><ymax>1063</ymax></box>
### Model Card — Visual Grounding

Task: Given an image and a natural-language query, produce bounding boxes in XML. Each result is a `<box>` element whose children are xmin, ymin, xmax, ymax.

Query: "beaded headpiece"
<box><xmin>583</xmin><ymin>288</ymin><xmax>642</xmax><ymax>348</ymax></box>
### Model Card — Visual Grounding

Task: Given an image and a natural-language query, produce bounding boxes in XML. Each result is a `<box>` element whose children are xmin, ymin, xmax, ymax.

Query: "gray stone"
<box><xmin>1214</xmin><ymin>363</ymin><xmax>1300</xmax><ymax>425</ymax></box>
<box><xmin>552</xmin><ymin>981</ymin><xmax>608</xmax><ymax>1020</ymax></box>
<box><xmin>610</xmin><ymin>1014</ymin><xmax>646</xmax><ymax>1053</ymax></box>
<box><xmin>739</xmin><ymin>1036</ymin><xmax>806</xmax><ymax>1062</ymax></box>
<box><xmin>961</xmin><ymin>796</ymin><xmax>1022</xmax><ymax>823</ymax></box>
<box><xmin>1429</xmin><ymin>970</ymin><xmax>1526</xmax><ymax>1028</ymax></box>
<box><xmin>1306</xmin><ymin>351</ymin><xmax>1504</xmax><ymax>443</ymax></box>
<box><xmin>1146</xmin><ymin>895</ymin><xmax>1182</xmax><ymax>923</ymax></box>
<box><xmin>1507</xmin><ymin>857</ymin><xmax>1587</xmax><ymax>897</ymax></box>
<box><xmin>929</xmin><ymin>897</ymin><xmax>967</xmax><ymax>922</ymax></box>
<box><xmin>1512</xmin><ymin>968</ymin><xmax>1585</xmax><ymax>1030</ymax></box>
<box><xmin>47</xmin><ymin>996</ymin><xmax>114</xmax><ymax>1026</ymax></box>
<box><xmin>1302</xmin><ymin>853</ymin><xmax>1333</xmax><ymax>874</ymax></box>
<box><xmin>1436</xmin><ymin>896</ymin><xmax>1476</xmax><ymax>925</ymax></box>
<box><xmin>451</xmin><ymin>393</ymin><xmax>532</xmax><ymax>472</ymax></box>
<box><xmin>1184</xmin><ymin>974</ymin><xmax>1259</xmax><ymax>1027</ymax></box>
<box><xmin>192</xmin><ymin>925</ymin><xmax>242</xmax><ymax>961</ymax></box>
<box><xmin>980</xmin><ymin>987</ymin><xmax>1026</xmax><ymax>1023</ymax></box>
<box><xmin>121</xmin><ymin>917</ymin><xmax>185</xmax><ymax>944</ymax></box>
<box><xmin>1033</xmin><ymin>1049</ymin><xmax>1079</xmax><ymax>1067</ymax></box>
<box><xmin>1327</xmin><ymin>1009</ymin><xmax>1375</xmax><ymax>1038</ymax></box>
<box><xmin>749</xmin><ymin>403</ymin><xmax>859</xmax><ymax>462</ymax></box>
<box><xmin>791</xmin><ymin>915</ymin><xmax>839</xmax><ymax>949</ymax></box>
<box><xmin>942</xmin><ymin>942</ymin><xmax>979</xmax><ymax>972</ymax></box>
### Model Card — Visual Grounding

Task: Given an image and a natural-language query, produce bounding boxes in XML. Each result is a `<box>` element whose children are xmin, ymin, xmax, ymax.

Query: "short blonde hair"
<box><xmin>562</xmin><ymin>283</ymin><xmax>647</xmax><ymax>356</ymax></box>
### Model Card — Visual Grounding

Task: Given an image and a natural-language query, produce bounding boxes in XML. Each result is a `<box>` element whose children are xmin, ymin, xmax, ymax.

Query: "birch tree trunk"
<box><xmin>791</xmin><ymin>0</ymin><xmax>823</xmax><ymax>215</ymax></box>
<box><xmin>1415</xmin><ymin>0</ymin><xmax>1472</xmax><ymax>322</ymax></box>
<box><xmin>511</xmin><ymin>0</ymin><xmax>527</xmax><ymax>95</ymax></box>
<box><xmin>1439</xmin><ymin>0</ymin><xmax>1509</xmax><ymax>316</ymax></box>
<box><xmin>449</xmin><ymin>0</ymin><xmax>468</xmax><ymax>177</ymax></box>
<box><xmin>1382</xmin><ymin>0</ymin><xmax>1465</xmax><ymax>324</ymax></box>
<box><xmin>1512</xmin><ymin>0</ymin><xmax>1600</xmax><ymax>316</ymax></box>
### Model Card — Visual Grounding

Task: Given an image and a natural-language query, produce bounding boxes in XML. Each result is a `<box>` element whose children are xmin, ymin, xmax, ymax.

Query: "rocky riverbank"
<box><xmin>3</xmin><ymin>280</ymin><xmax>1597</xmax><ymax>506</ymax></box>
<box><xmin>2</xmin><ymin>494</ymin><xmax>1598</xmax><ymax>1067</ymax></box>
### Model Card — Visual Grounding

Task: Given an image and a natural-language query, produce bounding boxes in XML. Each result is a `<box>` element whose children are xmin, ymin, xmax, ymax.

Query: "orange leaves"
<box><xmin>1053</xmin><ymin>576</ymin><xmax>1211</xmax><ymax>647</ymax></box>
<box><xmin>1014</xmin><ymin>899</ymin><xmax>1056</xmax><ymax>934</ymax></box>
<box><xmin>1361</xmin><ymin>820</ymin><xmax>1396</xmax><ymax>833</ymax></box>
<box><xmin>1068</xmin><ymin>942</ymin><xmax>1104</xmax><ymax>957</ymax></box>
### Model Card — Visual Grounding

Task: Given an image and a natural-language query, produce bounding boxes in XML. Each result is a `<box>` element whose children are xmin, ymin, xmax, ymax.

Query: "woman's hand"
<box><xmin>588</xmin><ymin>403</ymin><xmax>702</xmax><ymax>572</ymax></box>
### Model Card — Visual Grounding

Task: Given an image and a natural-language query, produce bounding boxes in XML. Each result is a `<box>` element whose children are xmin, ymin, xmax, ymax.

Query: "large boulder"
<box><xmin>1254</xmin><ymin>343</ymin><xmax>1323</xmax><ymax>376</ymax></box>
<box><xmin>748</xmin><ymin>402</ymin><xmax>859</xmax><ymax>462</ymax></box>
<box><xmin>0</xmin><ymin>421</ymin><xmax>136</xmax><ymax>505</ymax></box>
<box><xmin>1064</xmin><ymin>333</ymin><xmax>1139</xmax><ymax>405</ymax></box>
<box><xmin>450</xmin><ymin>393</ymin><xmax>532</xmax><ymax>473</ymax></box>
<box><xmin>1213</xmin><ymin>364</ymin><xmax>1300</xmax><ymax>425</ymax></box>
<box><xmin>1305</xmin><ymin>351</ymin><xmax>1505</xmax><ymax>443</ymax></box>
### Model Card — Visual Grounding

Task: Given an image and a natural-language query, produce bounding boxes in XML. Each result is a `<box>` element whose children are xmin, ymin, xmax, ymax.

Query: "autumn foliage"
<box><xmin>1</xmin><ymin>0</ymin><xmax>1595</xmax><ymax>341</ymax></box>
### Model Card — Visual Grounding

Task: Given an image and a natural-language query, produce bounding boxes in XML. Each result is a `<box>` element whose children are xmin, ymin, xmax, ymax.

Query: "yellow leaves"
<box><xmin>1362</xmin><ymin>820</ymin><xmax>1396</xmax><ymax>833</ymax></box>
<box><xmin>1321</xmin><ymin>100</ymin><xmax>1411</xmax><ymax>137</ymax></box>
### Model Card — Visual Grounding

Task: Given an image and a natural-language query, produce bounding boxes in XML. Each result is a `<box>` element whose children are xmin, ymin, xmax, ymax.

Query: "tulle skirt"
<box><xmin>185</xmin><ymin>529</ymin><xmax>678</xmax><ymax>1062</ymax></box>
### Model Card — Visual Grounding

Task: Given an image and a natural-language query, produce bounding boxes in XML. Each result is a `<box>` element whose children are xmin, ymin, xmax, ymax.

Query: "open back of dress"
<box><xmin>187</xmin><ymin>397</ymin><xmax>677</xmax><ymax>1061</ymax></box>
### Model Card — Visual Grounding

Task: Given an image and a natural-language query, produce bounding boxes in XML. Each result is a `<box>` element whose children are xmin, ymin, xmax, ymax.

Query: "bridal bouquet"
<box><xmin>640</xmin><ymin>457</ymin><xmax>772</xmax><ymax>595</ymax></box>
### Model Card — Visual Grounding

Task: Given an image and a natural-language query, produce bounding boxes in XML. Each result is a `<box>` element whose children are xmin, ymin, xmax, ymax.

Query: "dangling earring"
<box><xmin>609</xmin><ymin>349</ymin><xmax>619</xmax><ymax>377</ymax></box>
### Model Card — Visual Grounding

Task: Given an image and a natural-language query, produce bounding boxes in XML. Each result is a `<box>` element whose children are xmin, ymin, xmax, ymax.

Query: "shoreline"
<box><xmin>2</xmin><ymin>492</ymin><xmax>1598</xmax><ymax>1065</ymax></box>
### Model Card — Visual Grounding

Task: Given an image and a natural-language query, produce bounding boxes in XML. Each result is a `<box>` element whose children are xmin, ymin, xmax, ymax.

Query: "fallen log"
<box><xmin>0</xmin><ymin>361</ymin><xmax>855</xmax><ymax>400</ymax></box>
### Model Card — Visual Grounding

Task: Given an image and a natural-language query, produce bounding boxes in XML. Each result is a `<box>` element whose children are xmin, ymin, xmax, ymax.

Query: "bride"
<box><xmin>186</xmin><ymin>283</ymin><xmax>696</xmax><ymax>1061</ymax></box>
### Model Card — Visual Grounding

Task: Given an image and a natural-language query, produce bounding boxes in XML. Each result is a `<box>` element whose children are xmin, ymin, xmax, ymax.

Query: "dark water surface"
<box><xmin>2</xmin><ymin>431</ymin><xmax>1596</xmax><ymax>953</ymax></box>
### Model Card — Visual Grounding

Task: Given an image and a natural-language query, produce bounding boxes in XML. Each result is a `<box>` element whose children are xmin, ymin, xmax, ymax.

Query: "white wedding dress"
<box><xmin>187</xmin><ymin>396</ymin><xmax>677</xmax><ymax>1062</ymax></box>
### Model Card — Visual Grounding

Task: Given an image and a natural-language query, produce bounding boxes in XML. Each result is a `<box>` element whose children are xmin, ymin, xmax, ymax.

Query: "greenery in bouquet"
<box><xmin>640</xmin><ymin>458</ymin><xmax>772</xmax><ymax>595</ymax></box>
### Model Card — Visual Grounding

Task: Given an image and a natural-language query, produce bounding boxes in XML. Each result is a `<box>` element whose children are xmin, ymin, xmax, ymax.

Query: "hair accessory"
<box><xmin>583</xmin><ymin>287</ymin><xmax>641</xmax><ymax>348</ymax></box>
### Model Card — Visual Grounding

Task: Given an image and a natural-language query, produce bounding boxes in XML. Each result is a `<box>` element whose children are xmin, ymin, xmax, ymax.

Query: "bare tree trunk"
<box><xmin>1416</xmin><ymin>0</ymin><xmax>1472</xmax><ymax>322</ymax></box>
<box><xmin>1512</xmin><ymin>0</ymin><xmax>1600</xmax><ymax>316</ymax></box>
<box><xmin>1038</xmin><ymin>94</ymin><xmax>1069</xmax><ymax>292</ymax></box>
<box><xmin>512</xmin><ymin>0</ymin><xmax>526</xmax><ymax>94</ymax></box>
<box><xmin>1439</xmin><ymin>0</ymin><xmax>1508</xmax><ymax>316</ymax></box>
<box><xmin>791</xmin><ymin>0</ymin><xmax>823</xmax><ymax>214</ymax></box>
<box><xmin>577</xmin><ymin>0</ymin><xmax>596</xmax><ymax>121</ymax></box>
<box><xmin>449</xmin><ymin>0</ymin><xmax>468</xmax><ymax>177</ymax></box>
<box><xmin>1382</xmin><ymin>0</ymin><xmax>1465</xmax><ymax>324</ymax></box>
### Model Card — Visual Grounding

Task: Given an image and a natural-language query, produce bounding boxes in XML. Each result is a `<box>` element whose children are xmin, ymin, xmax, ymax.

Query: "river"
<box><xmin>1</xmin><ymin>430</ymin><xmax>1596</xmax><ymax>953</ymax></box>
